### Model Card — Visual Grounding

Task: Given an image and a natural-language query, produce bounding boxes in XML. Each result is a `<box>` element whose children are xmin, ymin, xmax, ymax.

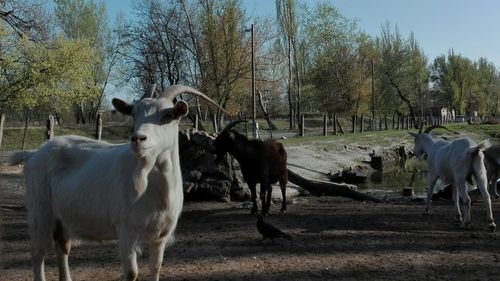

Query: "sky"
<box><xmin>104</xmin><ymin>0</ymin><xmax>500</xmax><ymax>67</ymax></box>
<box><xmin>103</xmin><ymin>0</ymin><xmax>500</xmax><ymax>98</ymax></box>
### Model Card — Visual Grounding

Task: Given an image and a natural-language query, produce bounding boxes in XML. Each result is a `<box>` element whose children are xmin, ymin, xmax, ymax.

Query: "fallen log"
<box><xmin>287</xmin><ymin>169</ymin><xmax>383</xmax><ymax>203</ymax></box>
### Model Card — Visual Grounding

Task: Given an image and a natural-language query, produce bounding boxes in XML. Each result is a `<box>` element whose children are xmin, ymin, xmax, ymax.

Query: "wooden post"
<box><xmin>194</xmin><ymin>114</ymin><xmax>199</xmax><ymax>132</ymax></box>
<box><xmin>392</xmin><ymin>115</ymin><xmax>395</xmax><ymax>130</ymax></box>
<box><xmin>95</xmin><ymin>113</ymin><xmax>102</xmax><ymax>140</ymax></box>
<box><xmin>333</xmin><ymin>114</ymin><xmax>337</xmax><ymax>135</ymax></box>
<box><xmin>323</xmin><ymin>115</ymin><xmax>328</xmax><ymax>136</ymax></box>
<box><xmin>21</xmin><ymin>116</ymin><xmax>31</xmax><ymax>150</ymax></box>
<box><xmin>384</xmin><ymin>115</ymin><xmax>388</xmax><ymax>130</ymax></box>
<box><xmin>300</xmin><ymin>114</ymin><xmax>305</xmax><ymax>137</ymax></box>
<box><xmin>337</xmin><ymin>118</ymin><xmax>345</xmax><ymax>134</ymax></box>
<box><xmin>352</xmin><ymin>115</ymin><xmax>356</xmax><ymax>133</ymax></box>
<box><xmin>46</xmin><ymin>115</ymin><xmax>54</xmax><ymax>140</ymax></box>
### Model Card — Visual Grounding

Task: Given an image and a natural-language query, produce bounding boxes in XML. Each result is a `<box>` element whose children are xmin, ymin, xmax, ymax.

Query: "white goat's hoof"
<box><xmin>489</xmin><ymin>222</ymin><xmax>496</xmax><ymax>233</ymax></box>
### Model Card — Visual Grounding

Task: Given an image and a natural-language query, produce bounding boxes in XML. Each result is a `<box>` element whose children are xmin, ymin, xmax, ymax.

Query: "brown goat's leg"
<box><xmin>249</xmin><ymin>183</ymin><xmax>258</xmax><ymax>215</ymax></box>
<box><xmin>260</xmin><ymin>183</ymin><xmax>269</xmax><ymax>215</ymax></box>
<box><xmin>265</xmin><ymin>184</ymin><xmax>273</xmax><ymax>215</ymax></box>
<box><xmin>279</xmin><ymin>177</ymin><xmax>287</xmax><ymax>212</ymax></box>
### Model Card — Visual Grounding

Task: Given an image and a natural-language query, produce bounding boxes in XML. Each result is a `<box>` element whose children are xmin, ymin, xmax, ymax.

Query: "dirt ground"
<box><xmin>2</xmin><ymin>165</ymin><xmax>500</xmax><ymax>281</ymax></box>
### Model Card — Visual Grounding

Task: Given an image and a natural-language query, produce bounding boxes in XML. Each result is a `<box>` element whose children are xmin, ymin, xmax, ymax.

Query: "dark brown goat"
<box><xmin>484</xmin><ymin>145</ymin><xmax>500</xmax><ymax>198</ymax></box>
<box><xmin>213</xmin><ymin>120</ymin><xmax>288</xmax><ymax>215</ymax></box>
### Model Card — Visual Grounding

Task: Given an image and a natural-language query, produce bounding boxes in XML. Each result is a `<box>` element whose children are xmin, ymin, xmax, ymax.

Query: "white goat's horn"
<box><xmin>142</xmin><ymin>84</ymin><xmax>157</xmax><ymax>99</ymax></box>
<box><xmin>222</xmin><ymin>120</ymin><xmax>248</xmax><ymax>132</ymax></box>
<box><xmin>423</xmin><ymin>125</ymin><xmax>449</xmax><ymax>134</ymax></box>
<box><xmin>161</xmin><ymin>85</ymin><xmax>231</xmax><ymax>115</ymax></box>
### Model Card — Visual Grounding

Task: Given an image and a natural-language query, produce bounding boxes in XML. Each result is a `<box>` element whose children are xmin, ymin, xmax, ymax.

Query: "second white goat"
<box><xmin>409</xmin><ymin>125</ymin><xmax>495</xmax><ymax>232</ymax></box>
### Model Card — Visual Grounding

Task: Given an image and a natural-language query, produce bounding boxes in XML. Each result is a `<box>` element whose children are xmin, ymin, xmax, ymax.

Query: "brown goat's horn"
<box><xmin>161</xmin><ymin>85</ymin><xmax>230</xmax><ymax>115</ymax></box>
<box><xmin>142</xmin><ymin>84</ymin><xmax>157</xmax><ymax>99</ymax></box>
<box><xmin>423</xmin><ymin>125</ymin><xmax>449</xmax><ymax>134</ymax></box>
<box><xmin>222</xmin><ymin>120</ymin><xmax>248</xmax><ymax>132</ymax></box>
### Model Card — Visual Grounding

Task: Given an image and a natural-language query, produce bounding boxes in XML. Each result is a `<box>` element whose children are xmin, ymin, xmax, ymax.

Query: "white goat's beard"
<box><xmin>133</xmin><ymin>155</ymin><xmax>155</xmax><ymax>199</ymax></box>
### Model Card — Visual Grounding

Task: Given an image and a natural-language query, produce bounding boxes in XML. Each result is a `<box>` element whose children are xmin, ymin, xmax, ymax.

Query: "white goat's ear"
<box><xmin>173</xmin><ymin>100</ymin><xmax>189</xmax><ymax>119</ymax></box>
<box><xmin>408</xmin><ymin>132</ymin><xmax>418</xmax><ymax>138</ymax></box>
<box><xmin>112</xmin><ymin>98</ymin><xmax>133</xmax><ymax>116</ymax></box>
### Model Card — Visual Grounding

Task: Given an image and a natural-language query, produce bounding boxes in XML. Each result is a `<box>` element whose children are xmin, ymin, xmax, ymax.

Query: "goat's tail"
<box><xmin>468</xmin><ymin>139</ymin><xmax>491</xmax><ymax>156</ymax></box>
<box><xmin>469</xmin><ymin>141</ymin><xmax>490</xmax><ymax>190</ymax></box>
<box><xmin>7</xmin><ymin>150</ymin><xmax>35</xmax><ymax>166</ymax></box>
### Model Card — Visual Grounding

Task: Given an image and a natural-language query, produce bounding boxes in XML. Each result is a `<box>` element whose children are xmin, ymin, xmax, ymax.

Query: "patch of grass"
<box><xmin>2</xmin><ymin>122</ymin><xmax>498</xmax><ymax>151</ymax></box>
<box><xmin>0</xmin><ymin>124</ymin><xmax>132</xmax><ymax>151</ymax></box>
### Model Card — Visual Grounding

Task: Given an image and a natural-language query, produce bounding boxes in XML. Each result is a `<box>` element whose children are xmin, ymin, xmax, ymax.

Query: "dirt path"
<box><xmin>2</xmin><ymin>166</ymin><xmax>500</xmax><ymax>281</ymax></box>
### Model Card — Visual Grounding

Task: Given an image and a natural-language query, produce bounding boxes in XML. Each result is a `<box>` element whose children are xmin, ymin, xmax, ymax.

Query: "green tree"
<box><xmin>375</xmin><ymin>23</ymin><xmax>428</xmax><ymax>126</ymax></box>
<box><xmin>431</xmin><ymin>53</ymin><xmax>499</xmax><ymax>118</ymax></box>
<box><xmin>276</xmin><ymin>0</ymin><xmax>300</xmax><ymax>129</ymax></box>
<box><xmin>300</xmin><ymin>2</ymin><xmax>370</xmax><ymax>117</ymax></box>
<box><xmin>54</xmin><ymin>0</ymin><xmax>110</xmax><ymax>123</ymax></box>
<box><xmin>475</xmin><ymin>57</ymin><xmax>498</xmax><ymax>117</ymax></box>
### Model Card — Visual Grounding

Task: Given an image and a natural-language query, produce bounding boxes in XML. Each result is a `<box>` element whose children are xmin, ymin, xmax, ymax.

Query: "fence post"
<box><xmin>352</xmin><ymin>115</ymin><xmax>356</xmax><ymax>133</ymax></box>
<box><xmin>323</xmin><ymin>115</ymin><xmax>328</xmax><ymax>136</ymax></box>
<box><xmin>46</xmin><ymin>115</ymin><xmax>54</xmax><ymax>140</ymax></box>
<box><xmin>300</xmin><ymin>114</ymin><xmax>305</xmax><ymax>137</ymax></box>
<box><xmin>95</xmin><ymin>113</ymin><xmax>102</xmax><ymax>140</ymax></box>
<box><xmin>333</xmin><ymin>114</ymin><xmax>337</xmax><ymax>135</ymax></box>
<box><xmin>194</xmin><ymin>114</ymin><xmax>199</xmax><ymax>132</ymax></box>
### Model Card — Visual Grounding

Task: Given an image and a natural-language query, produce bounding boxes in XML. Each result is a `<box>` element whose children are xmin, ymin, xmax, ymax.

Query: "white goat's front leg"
<box><xmin>457</xmin><ymin>182</ymin><xmax>471</xmax><ymax>229</ymax></box>
<box><xmin>423</xmin><ymin>174</ymin><xmax>438</xmax><ymax>215</ymax></box>
<box><xmin>119</xmin><ymin>230</ymin><xmax>139</xmax><ymax>281</ymax></box>
<box><xmin>148</xmin><ymin>239</ymin><xmax>167</xmax><ymax>281</ymax></box>
<box><xmin>452</xmin><ymin>185</ymin><xmax>462</xmax><ymax>224</ymax></box>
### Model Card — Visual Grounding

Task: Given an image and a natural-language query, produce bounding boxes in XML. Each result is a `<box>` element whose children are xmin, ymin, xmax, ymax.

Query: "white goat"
<box><xmin>409</xmin><ymin>125</ymin><xmax>496</xmax><ymax>232</ymax></box>
<box><xmin>8</xmin><ymin>85</ymin><xmax>228</xmax><ymax>281</ymax></box>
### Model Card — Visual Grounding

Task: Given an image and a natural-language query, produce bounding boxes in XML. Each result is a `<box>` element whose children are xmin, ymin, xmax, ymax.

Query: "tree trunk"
<box><xmin>386</xmin><ymin>73</ymin><xmax>418</xmax><ymax>128</ymax></box>
<box><xmin>287</xmin><ymin>169</ymin><xmax>382</xmax><ymax>203</ymax></box>
<box><xmin>21</xmin><ymin>116</ymin><xmax>30</xmax><ymax>150</ymax></box>
<box><xmin>0</xmin><ymin>110</ymin><xmax>5</xmax><ymax>149</ymax></box>
<box><xmin>257</xmin><ymin>89</ymin><xmax>277</xmax><ymax>138</ymax></box>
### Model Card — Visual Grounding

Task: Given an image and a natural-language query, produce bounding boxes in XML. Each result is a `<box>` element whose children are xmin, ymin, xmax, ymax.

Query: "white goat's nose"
<box><xmin>131</xmin><ymin>134</ymin><xmax>147</xmax><ymax>143</ymax></box>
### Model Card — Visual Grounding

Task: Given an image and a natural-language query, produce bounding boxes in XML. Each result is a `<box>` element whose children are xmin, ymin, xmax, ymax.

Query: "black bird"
<box><xmin>257</xmin><ymin>215</ymin><xmax>292</xmax><ymax>242</ymax></box>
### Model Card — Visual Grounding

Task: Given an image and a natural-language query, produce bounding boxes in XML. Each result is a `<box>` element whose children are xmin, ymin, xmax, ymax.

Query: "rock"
<box><xmin>179</xmin><ymin>130</ymin><xmax>248</xmax><ymax>202</ymax></box>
